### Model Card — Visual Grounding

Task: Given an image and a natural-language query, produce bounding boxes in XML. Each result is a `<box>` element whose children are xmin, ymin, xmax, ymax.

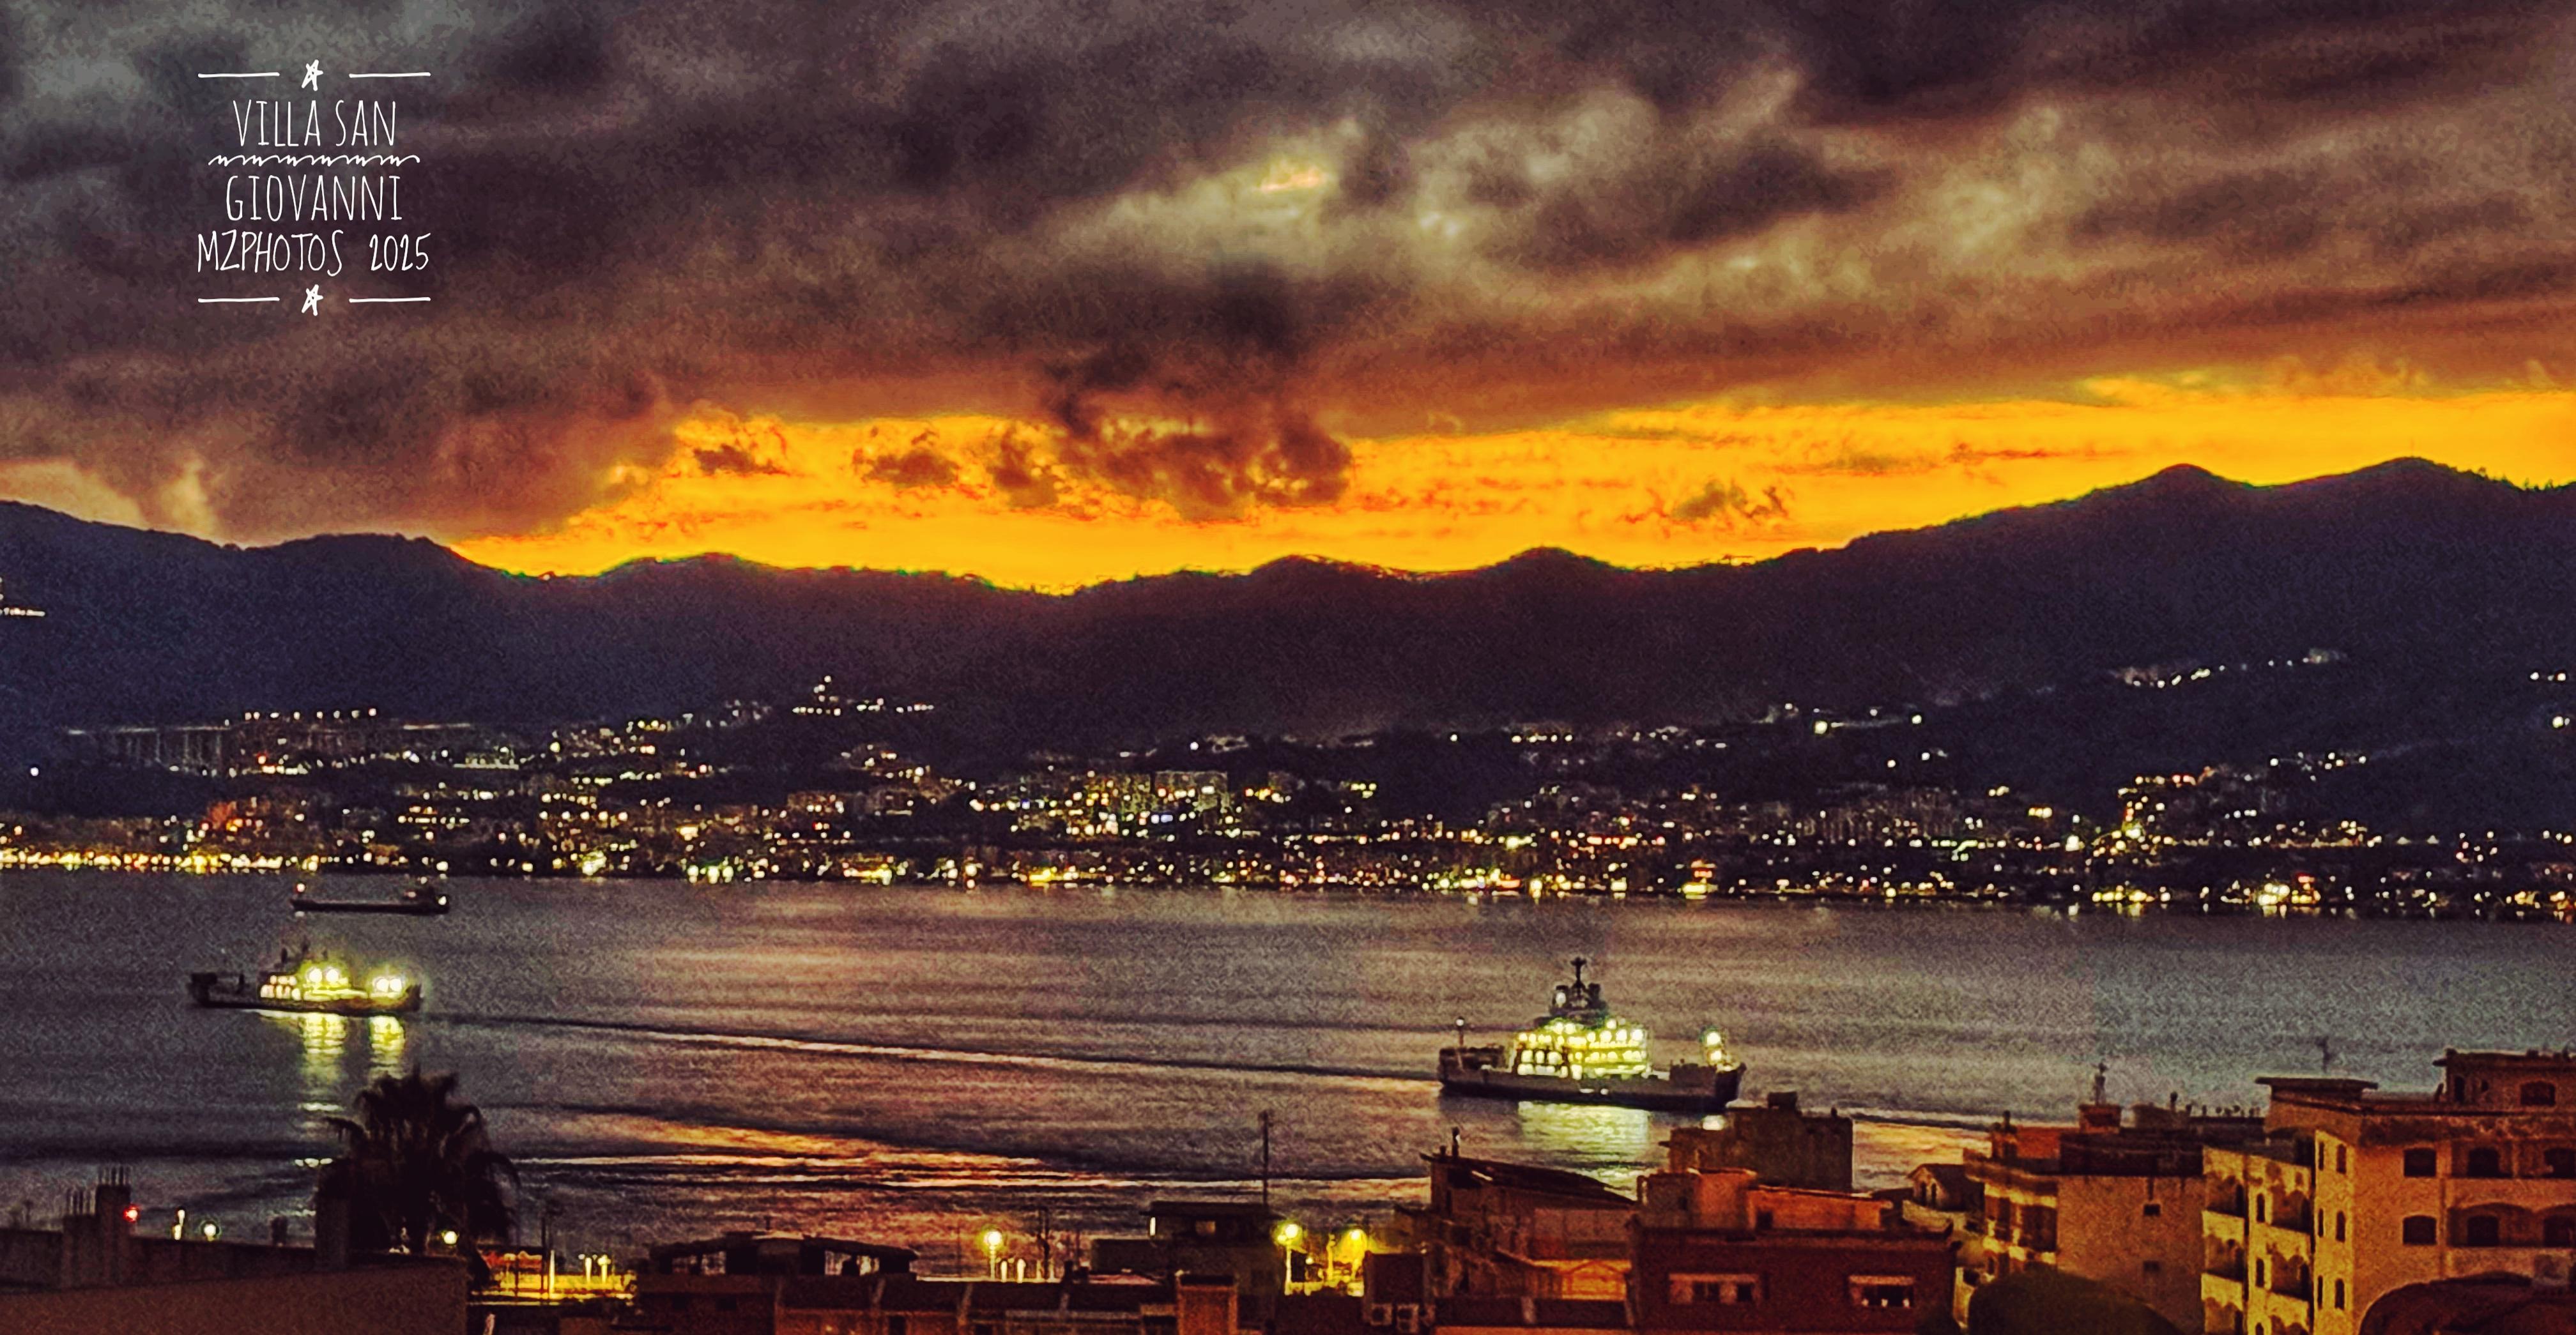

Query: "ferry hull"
<box><xmin>187</xmin><ymin>973</ymin><xmax>421</xmax><ymax>1017</ymax></box>
<box><xmin>1437</xmin><ymin>1049</ymin><xmax>1742</xmax><ymax>1113</ymax></box>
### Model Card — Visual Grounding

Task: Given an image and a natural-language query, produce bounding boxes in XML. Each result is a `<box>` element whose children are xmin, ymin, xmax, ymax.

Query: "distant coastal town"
<box><xmin>4</xmin><ymin>671</ymin><xmax>2571</xmax><ymax>918</ymax></box>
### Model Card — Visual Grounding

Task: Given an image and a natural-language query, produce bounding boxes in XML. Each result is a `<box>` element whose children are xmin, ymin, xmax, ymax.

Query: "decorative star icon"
<box><xmin>300</xmin><ymin>286</ymin><xmax>323</xmax><ymax>316</ymax></box>
<box><xmin>302</xmin><ymin>60</ymin><xmax>323</xmax><ymax>90</ymax></box>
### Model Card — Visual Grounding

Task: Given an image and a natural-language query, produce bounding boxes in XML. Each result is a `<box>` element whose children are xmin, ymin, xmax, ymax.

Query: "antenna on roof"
<box><xmin>2317</xmin><ymin>1035</ymin><xmax>2336</xmax><ymax>1073</ymax></box>
<box><xmin>1570</xmin><ymin>957</ymin><xmax>1588</xmax><ymax>989</ymax></box>
<box><xmin>2090</xmin><ymin>1061</ymin><xmax>2108</xmax><ymax>1106</ymax></box>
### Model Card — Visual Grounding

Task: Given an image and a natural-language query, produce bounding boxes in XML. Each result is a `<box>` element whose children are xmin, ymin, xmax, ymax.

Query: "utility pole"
<box><xmin>1037</xmin><ymin>1205</ymin><xmax>1054</xmax><ymax>1281</ymax></box>
<box><xmin>1259</xmin><ymin>1111</ymin><xmax>1274</xmax><ymax>1210</ymax></box>
<box><xmin>540</xmin><ymin>1196</ymin><xmax>562</xmax><ymax>1302</ymax></box>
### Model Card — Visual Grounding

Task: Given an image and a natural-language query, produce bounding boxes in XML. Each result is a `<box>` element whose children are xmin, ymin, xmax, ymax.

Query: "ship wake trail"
<box><xmin>428</xmin><ymin>1012</ymin><xmax>1432</xmax><ymax>1087</ymax></box>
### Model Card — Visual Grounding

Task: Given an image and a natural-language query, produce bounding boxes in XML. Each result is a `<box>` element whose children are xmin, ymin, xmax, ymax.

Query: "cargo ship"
<box><xmin>290</xmin><ymin>879</ymin><xmax>450</xmax><ymax>916</ymax></box>
<box><xmin>1438</xmin><ymin>957</ymin><xmax>1741</xmax><ymax>1113</ymax></box>
<box><xmin>188</xmin><ymin>942</ymin><xmax>422</xmax><ymax>1017</ymax></box>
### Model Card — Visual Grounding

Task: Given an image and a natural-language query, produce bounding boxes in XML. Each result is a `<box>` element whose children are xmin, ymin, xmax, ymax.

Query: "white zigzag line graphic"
<box><xmin>204</xmin><ymin>155</ymin><xmax>423</xmax><ymax>166</ymax></box>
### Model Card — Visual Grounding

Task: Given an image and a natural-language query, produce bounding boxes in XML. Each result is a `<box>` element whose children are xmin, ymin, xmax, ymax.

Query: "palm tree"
<box><xmin>325</xmin><ymin>1069</ymin><xmax>518</xmax><ymax>1283</ymax></box>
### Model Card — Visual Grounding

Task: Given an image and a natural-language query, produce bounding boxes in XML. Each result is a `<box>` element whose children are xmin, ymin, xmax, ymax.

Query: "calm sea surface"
<box><xmin>3</xmin><ymin>872</ymin><xmax>2571</xmax><ymax>1265</ymax></box>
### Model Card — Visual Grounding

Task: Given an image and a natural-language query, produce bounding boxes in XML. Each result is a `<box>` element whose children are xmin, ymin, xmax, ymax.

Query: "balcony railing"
<box><xmin>2204</xmin><ymin>1260</ymin><xmax>2247</xmax><ymax>1283</ymax></box>
<box><xmin>2207</xmin><ymin>1196</ymin><xmax>2246</xmax><ymax>1219</ymax></box>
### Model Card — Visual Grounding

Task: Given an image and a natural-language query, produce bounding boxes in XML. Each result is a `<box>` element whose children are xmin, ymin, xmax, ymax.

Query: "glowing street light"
<box><xmin>981</xmin><ymin>1228</ymin><xmax>1005</xmax><ymax>1277</ymax></box>
<box><xmin>1274</xmin><ymin>1221</ymin><xmax>1303</xmax><ymax>1247</ymax></box>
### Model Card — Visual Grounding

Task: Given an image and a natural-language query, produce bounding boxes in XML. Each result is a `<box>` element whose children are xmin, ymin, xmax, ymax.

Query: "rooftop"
<box><xmin>1145</xmin><ymin>1201</ymin><xmax>1284</xmax><ymax>1221</ymax></box>
<box><xmin>1427</xmin><ymin>1154</ymin><xmax>1633</xmax><ymax>1205</ymax></box>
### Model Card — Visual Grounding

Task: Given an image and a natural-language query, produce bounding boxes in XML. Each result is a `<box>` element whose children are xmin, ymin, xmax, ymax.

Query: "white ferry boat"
<box><xmin>1437</xmin><ymin>957</ymin><xmax>1742</xmax><ymax>1113</ymax></box>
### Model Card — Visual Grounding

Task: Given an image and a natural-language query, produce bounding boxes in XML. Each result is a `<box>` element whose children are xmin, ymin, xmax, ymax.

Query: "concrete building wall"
<box><xmin>1629</xmin><ymin>1232</ymin><xmax>1953</xmax><ymax>1334</ymax></box>
<box><xmin>2053</xmin><ymin>1172</ymin><xmax>2205</xmax><ymax>1331</ymax></box>
<box><xmin>1666</xmin><ymin>1096</ymin><xmax>1854</xmax><ymax>1193</ymax></box>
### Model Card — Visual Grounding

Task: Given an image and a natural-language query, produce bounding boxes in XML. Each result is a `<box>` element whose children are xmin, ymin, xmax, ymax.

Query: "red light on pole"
<box><xmin>121</xmin><ymin>1205</ymin><xmax>139</xmax><ymax>1223</ymax></box>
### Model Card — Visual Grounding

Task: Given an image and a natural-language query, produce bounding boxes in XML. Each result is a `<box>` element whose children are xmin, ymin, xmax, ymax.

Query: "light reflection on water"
<box><xmin>266</xmin><ymin>1012</ymin><xmax>407</xmax><ymax>1117</ymax></box>
<box><xmin>1506</xmin><ymin>1101</ymin><xmax>1659</xmax><ymax>1175</ymax></box>
<box><xmin>368</xmin><ymin>1016</ymin><xmax>407</xmax><ymax>1078</ymax></box>
<box><xmin>2</xmin><ymin>872</ymin><xmax>2572</xmax><ymax>1260</ymax></box>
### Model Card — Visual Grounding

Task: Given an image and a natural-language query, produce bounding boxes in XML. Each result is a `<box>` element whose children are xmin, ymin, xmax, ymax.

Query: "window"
<box><xmin>2523</xmin><ymin>1081</ymin><xmax>2558</xmax><ymax>1107</ymax></box>
<box><xmin>2255</xmin><ymin>1260</ymin><xmax>2267</xmax><ymax>1287</ymax></box>
<box><xmin>2256</xmin><ymin>1196</ymin><xmax>2268</xmax><ymax>1223</ymax></box>
<box><xmin>2336</xmin><ymin>1145</ymin><xmax>2347</xmax><ymax>1173</ymax></box>
<box><xmin>2545</xmin><ymin>1217</ymin><xmax>2576</xmax><ymax>1247</ymax></box>
<box><xmin>2142</xmin><ymin>1260</ymin><xmax>2163</xmax><ymax>1274</ymax></box>
<box><xmin>889</xmin><ymin>1318</ymin><xmax>907</xmax><ymax>1335</ymax></box>
<box><xmin>716</xmin><ymin>1298</ymin><xmax>739</xmax><ymax>1313</ymax></box>
<box><xmin>2404</xmin><ymin>1148</ymin><xmax>2437</xmax><ymax>1177</ymax></box>
<box><xmin>1848</xmin><ymin>1277</ymin><xmax>1915</xmax><ymax>1309</ymax></box>
<box><xmin>2402</xmin><ymin>1216</ymin><xmax>2437</xmax><ymax>1246</ymax></box>
<box><xmin>1672</xmin><ymin>1274</ymin><xmax>1759</xmax><ymax>1305</ymax></box>
<box><xmin>2467</xmin><ymin>1147</ymin><xmax>2504</xmax><ymax>1179</ymax></box>
<box><xmin>2547</xmin><ymin>1148</ymin><xmax>2576</xmax><ymax>1179</ymax></box>
<box><xmin>2334</xmin><ymin>1280</ymin><xmax>2345</xmax><ymax>1310</ymax></box>
<box><xmin>2335</xmin><ymin>1212</ymin><xmax>2346</xmax><ymax>1242</ymax></box>
<box><xmin>2464</xmin><ymin>1215</ymin><xmax>2501</xmax><ymax>1247</ymax></box>
<box><xmin>2143</xmin><ymin>1202</ymin><xmax>2161</xmax><ymax>1217</ymax></box>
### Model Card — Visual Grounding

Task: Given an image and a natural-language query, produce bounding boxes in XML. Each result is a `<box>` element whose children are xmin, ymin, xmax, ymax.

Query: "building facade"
<box><xmin>2199</xmin><ymin>1053</ymin><xmax>2576</xmax><ymax>1335</ymax></box>
<box><xmin>1627</xmin><ymin>1168</ymin><xmax>1954</xmax><ymax>1334</ymax></box>
<box><xmin>1666</xmin><ymin>1092</ymin><xmax>1854</xmax><ymax>1193</ymax></box>
<box><xmin>1963</xmin><ymin>1099</ymin><xmax>2260</xmax><ymax>1330</ymax></box>
<box><xmin>1402</xmin><ymin>1154</ymin><xmax>1636</xmax><ymax>1301</ymax></box>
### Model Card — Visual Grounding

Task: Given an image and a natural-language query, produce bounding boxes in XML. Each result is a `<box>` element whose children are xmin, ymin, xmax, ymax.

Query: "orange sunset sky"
<box><xmin>436</xmin><ymin>369</ymin><xmax>2576</xmax><ymax>588</ymax></box>
<box><xmin>14</xmin><ymin>1</ymin><xmax>2576</xmax><ymax>588</ymax></box>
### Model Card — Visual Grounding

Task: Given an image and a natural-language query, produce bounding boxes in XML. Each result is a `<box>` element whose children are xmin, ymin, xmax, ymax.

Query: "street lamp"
<box><xmin>981</xmin><ymin>1228</ymin><xmax>1005</xmax><ymax>1278</ymax></box>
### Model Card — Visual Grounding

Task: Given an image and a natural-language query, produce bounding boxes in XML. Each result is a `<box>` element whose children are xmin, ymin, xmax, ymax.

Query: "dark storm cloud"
<box><xmin>2075</xmin><ymin>157</ymin><xmax>2538</xmax><ymax>266</ymax></box>
<box><xmin>3</xmin><ymin>0</ymin><xmax>2575</xmax><ymax>538</ymax></box>
<box><xmin>1641</xmin><ymin>477</ymin><xmax>1793</xmax><ymax>529</ymax></box>
<box><xmin>1024</xmin><ymin>262</ymin><xmax>1365</xmax><ymax>517</ymax></box>
<box><xmin>864</xmin><ymin>430</ymin><xmax>963</xmax><ymax>489</ymax></box>
<box><xmin>1472</xmin><ymin>0</ymin><xmax>2565</xmax><ymax>121</ymax></box>
<box><xmin>1496</xmin><ymin>136</ymin><xmax>1888</xmax><ymax>273</ymax></box>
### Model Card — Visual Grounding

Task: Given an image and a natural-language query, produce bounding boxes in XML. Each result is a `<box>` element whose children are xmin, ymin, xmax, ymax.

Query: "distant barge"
<box><xmin>1438</xmin><ymin>957</ymin><xmax>1741</xmax><ymax>1113</ymax></box>
<box><xmin>188</xmin><ymin>942</ymin><xmax>421</xmax><ymax>1017</ymax></box>
<box><xmin>291</xmin><ymin>879</ymin><xmax>449</xmax><ymax>917</ymax></box>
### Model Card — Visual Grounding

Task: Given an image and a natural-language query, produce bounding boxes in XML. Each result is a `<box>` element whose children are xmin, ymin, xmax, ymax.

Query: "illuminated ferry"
<box><xmin>187</xmin><ymin>941</ymin><xmax>422</xmax><ymax>1017</ymax></box>
<box><xmin>1437</xmin><ymin>958</ymin><xmax>1742</xmax><ymax>1113</ymax></box>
